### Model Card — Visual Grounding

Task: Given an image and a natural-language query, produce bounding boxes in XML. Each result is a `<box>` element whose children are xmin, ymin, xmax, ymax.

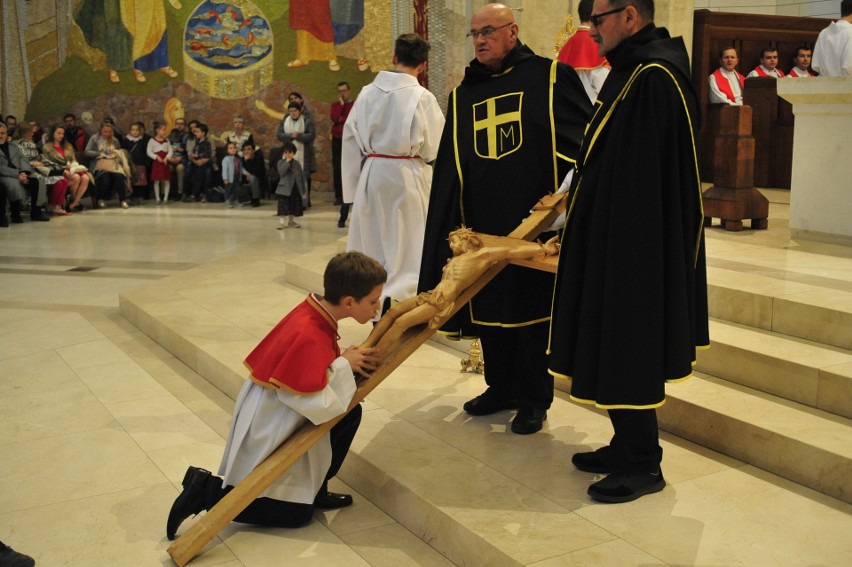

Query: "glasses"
<box><xmin>466</xmin><ymin>22</ymin><xmax>512</xmax><ymax>40</ymax></box>
<box><xmin>590</xmin><ymin>6</ymin><xmax>627</xmax><ymax>27</ymax></box>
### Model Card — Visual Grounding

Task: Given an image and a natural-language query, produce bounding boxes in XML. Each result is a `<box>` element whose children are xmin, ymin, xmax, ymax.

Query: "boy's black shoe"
<box><xmin>313</xmin><ymin>490</ymin><xmax>353</xmax><ymax>509</ymax></box>
<box><xmin>166</xmin><ymin>466</ymin><xmax>214</xmax><ymax>540</ymax></box>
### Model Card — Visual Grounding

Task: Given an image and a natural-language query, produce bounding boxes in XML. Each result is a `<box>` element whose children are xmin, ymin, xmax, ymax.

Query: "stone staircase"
<box><xmin>119</xmin><ymin>218</ymin><xmax>852</xmax><ymax>565</ymax></box>
<box><xmin>280</xmin><ymin>238</ymin><xmax>852</xmax><ymax>503</ymax></box>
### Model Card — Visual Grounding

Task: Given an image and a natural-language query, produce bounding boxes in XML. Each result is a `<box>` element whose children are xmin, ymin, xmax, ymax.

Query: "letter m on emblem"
<box><xmin>473</xmin><ymin>92</ymin><xmax>523</xmax><ymax>160</ymax></box>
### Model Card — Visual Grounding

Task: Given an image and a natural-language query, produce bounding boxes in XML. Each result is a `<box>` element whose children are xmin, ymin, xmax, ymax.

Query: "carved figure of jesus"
<box><xmin>360</xmin><ymin>227</ymin><xmax>559</xmax><ymax>352</ymax></box>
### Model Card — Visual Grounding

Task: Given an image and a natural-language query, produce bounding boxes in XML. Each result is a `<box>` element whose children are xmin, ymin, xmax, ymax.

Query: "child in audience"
<box><xmin>123</xmin><ymin>121</ymin><xmax>151</xmax><ymax>204</ymax></box>
<box><xmin>147</xmin><ymin>122</ymin><xmax>173</xmax><ymax>204</ymax></box>
<box><xmin>166</xmin><ymin>251</ymin><xmax>385</xmax><ymax>540</ymax></box>
<box><xmin>187</xmin><ymin>123</ymin><xmax>212</xmax><ymax>202</ymax></box>
<box><xmin>221</xmin><ymin>141</ymin><xmax>248</xmax><ymax>208</ymax></box>
<box><xmin>275</xmin><ymin>142</ymin><xmax>306</xmax><ymax>229</ymax></box>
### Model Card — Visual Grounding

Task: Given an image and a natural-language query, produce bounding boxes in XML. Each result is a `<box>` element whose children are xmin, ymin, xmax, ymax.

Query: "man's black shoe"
<box><xmin>166</xmin><ymin>466</ymin><xmax>213</xmax><ymax>540</ymax></box>
<box><xmin>587</xmin><ymin>470</ymin><xmax>665</xmax><ymax>503</ymax></box>
<box><xmin>337</xmin><ymin>219</ymin><xmax>346</xmax><ymax>228</ymax></box>
<box><xmin>313</xmin><ymin>490</ymin><xmax>353</xmax><ymax>509</ymax></box>
<box><xmin>572</xmin><ymin>445</ymin><xmax>619</xmax><ymax>474</ymax></box>
<box><xmin>463</xmin><ymin>391</ymin><xmax>518</xmax><ymax>416</ymax></box>
<box><xmin>0</xmin><ymin>216</ymin><xmax>8</xmax><ymax>227</ymax></box>
<box><xmin>510</xmin><ymin>408</ymin><xmax>547</xmax><ymax>434</ymax></box>
<box><xmin>333</xmin><ymin>199</ymin><xmax>343</xmax><ymax>206</ymax></box>
<box><xmin>30</xmin><ymin>209</ymin><xmax>50</xmax><ymax>222</ymax></box>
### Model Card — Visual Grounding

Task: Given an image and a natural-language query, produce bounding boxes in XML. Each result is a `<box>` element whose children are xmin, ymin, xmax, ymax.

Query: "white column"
<box><xmin>777</xmin><ymin>77</ymin><xmax>852</xmax><ymax>245</ymax></box>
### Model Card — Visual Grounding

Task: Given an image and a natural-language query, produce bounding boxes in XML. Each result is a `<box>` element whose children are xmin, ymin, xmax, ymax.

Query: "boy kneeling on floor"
<box><xmin>167</xmin><ymin>251</ymin><xmax>386</xmax><ymax>539</ymax></box>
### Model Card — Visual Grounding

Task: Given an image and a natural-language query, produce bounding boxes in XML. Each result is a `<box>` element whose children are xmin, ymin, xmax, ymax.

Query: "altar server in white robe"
<box><xmin>342</xmin><ymin>33</ymin><xmax>445</xmax><ymax>315</ymax></box>
<box><xmin>166</xmin><ymin>252</ymin><xmax>385</xmax><ymax>540</ymax></box>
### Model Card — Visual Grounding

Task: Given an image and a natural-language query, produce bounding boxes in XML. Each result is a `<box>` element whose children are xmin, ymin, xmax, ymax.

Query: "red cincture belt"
<box><xmin>367</xmin><ymin>154</ymin><xmax>421</xmax><ymax>159</ymax></box>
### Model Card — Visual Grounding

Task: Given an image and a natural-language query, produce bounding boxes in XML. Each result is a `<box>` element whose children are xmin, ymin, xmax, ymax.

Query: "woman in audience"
<box><xmin>43</xmin><ymin>124</ymin><xmax>90</xmax><ymax>213</ymax></box>
<box><xmin>14</xmin><ymin>122</ymin><xmax>67</xmax><ymax>216</ymax></box>
<box><xmin>223</xmin><ymin>114</ymin><xmax>255</xmax><ymax>154</ymax></box>
<box><xmin>85</xmin><ymin>122</ymin><xmax>131</xmax><ymax>208</ymax></box>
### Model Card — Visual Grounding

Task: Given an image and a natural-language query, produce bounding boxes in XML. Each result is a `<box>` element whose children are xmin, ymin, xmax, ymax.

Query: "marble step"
<box><xmin>335</xmin><ymin>354</ymin><xmax>852</xmax><ymax>567</ymax></box>
<box><xmin>696</xmin><ymin>319</ymin><xmax>852</xmax><ymax>419</ymax></box>
<box><xmin>659</xmin><ymin>371</ymin><xmax>852</xmax><ymax>505</ymax></box>
<box><xmin>707</xmin><ymin>265</ymin><xmax>852</xmax><ymax>351</ymax></box>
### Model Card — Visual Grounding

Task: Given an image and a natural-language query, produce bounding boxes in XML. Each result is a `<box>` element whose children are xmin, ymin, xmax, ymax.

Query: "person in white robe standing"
<box><xmin>342</xmin><ymin>33</ymin><xmax>445</xmax><ymax>315</ymax></box>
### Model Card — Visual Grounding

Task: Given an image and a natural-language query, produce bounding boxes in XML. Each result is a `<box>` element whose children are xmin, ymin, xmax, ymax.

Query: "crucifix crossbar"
<box><xmin>166</xmin><ymin>193</ymin><xmax>567</xmax><ymax>566</ymax></box>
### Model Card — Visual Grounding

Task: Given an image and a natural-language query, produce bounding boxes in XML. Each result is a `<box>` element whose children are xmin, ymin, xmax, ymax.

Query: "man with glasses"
<box><xmin>548</xmin><ymin>0</ymin><xmax>709</xmax><ymax>503</ymax></box>
<box><xmin>419</xmin><ymin>3</ymin><xmax>590</xmax><ymax>436</ymax></box>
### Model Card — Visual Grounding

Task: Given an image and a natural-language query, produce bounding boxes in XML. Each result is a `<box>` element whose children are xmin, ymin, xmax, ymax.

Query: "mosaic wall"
<box><xmin>2</xmin><ymin>0</ymin><xmax>704</xmax><ymax>187</ymax></box>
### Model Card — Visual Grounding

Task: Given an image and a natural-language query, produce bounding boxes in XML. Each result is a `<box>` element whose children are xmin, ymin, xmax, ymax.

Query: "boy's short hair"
<box><xmin>394</xmin><ymin>33</ymin><xmax>430</xmax><ymax>68</ymax></box>
<box><xmin>197</xmin><ymin>123</ymin><xmax>209</xmax><ymax>134</ymax></box>
<box><xmin>282</xmin><ymin>141</ymin><xmax>297</xmax><ymax>154</ymax></box>
<box><xmin>323</xmin><ymin>252</ymin><xmax>387</xmax><ymax>305</ymax></box>
<box><xmin>287</xmin><ymin>101</ymin><xmax>302</xmax><ymax>111</ymax></box>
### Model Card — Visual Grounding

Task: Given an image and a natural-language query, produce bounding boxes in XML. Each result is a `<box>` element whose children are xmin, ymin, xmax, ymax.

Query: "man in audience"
<box><xmin>747</xmin><ymin>47</ymin><xmax>786</xmax><ymax>78</ymax></box>
<box><xmin>813</xmin><ymin>0</ymin><xmax>852</xmax><ymax>76</ymax></box>
<box><xmin>708</xmin><ymin>47</ymin><xmax>744</xmax><ymax>105</ymax></box>
<box><xmin>788</xmin><ymin>46</ymin><xmax>816</xmax><ymax>77</ymax></box>
<box><xmin>0</xmin><ymin>122</ymin><xmax>50</xmax><ymax>225</ymax></box>
<box><xmin>331</xmin><ymin>81</ymin><xmax>354</xmax><ymax>226</ymax></box>
<box><xmin>168</xmin><ymin>118</ymin><xmax>190</xmax><ymax>199</ymax></box>
<box><xmin>241</xmin><ymin>143</ymin><xmax>266</xmax><ymax>207</ymax></box>
<box><xmin>3</xmin><ymin>115</ymin><xmax>17</xmax><ymax>135</ymax></box>
<box><xmin>64</xmin><ymin>113</ymin><xmax>88</xmax><ymax>153</ymax></box>
<box><xmin>186</xmin><ymin>123</ymin><xmax>212</xmax><ymax>202</ymax></box>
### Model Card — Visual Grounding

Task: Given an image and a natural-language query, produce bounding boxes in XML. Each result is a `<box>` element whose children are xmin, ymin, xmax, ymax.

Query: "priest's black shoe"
<box><xmin>587</xmin><ymin>470</ymin><xmax>666</xmax><ymax>503</ymax></box>
<box><xmin>166</xmin><ymin>466</ymin><xmax>213</xmax><ymax>540</ymax></box>
<box><xmin>510</xmin><ymin>408</ymin><xmax>547</xmax><ymax>434</ymax></box>
<box><xmin>463</xmin><ymin>390</ymin><xmax>518</xmax><ymax>416</ymax></box>
<box><xmin>572</xmin><ymin>445</ymin><xmax>619</xmax><ymax>474</ymax></box>
<box><xmin>313</xmin><ymin>490</ymin><xmax>353</xmax><ymax>509</ymax></box>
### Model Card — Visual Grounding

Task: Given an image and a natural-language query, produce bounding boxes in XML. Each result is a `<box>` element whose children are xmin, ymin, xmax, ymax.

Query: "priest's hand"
<box><xmin>343</xmin><ymin>345</ymin><xmax>381</xmax><ymax>377</ymax></box>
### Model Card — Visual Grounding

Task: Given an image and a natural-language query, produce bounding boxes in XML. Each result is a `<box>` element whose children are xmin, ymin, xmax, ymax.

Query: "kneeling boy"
<box><xmin>167</xmin><ymin>251</ymin><xmax>386</xmax><ymax>539</ymax></box>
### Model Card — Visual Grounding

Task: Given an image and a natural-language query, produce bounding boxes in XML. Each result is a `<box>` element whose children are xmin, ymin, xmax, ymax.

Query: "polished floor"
<box><xmin>1</xmin><ymin>190</ymin><xmax>850</xmax><ymax>566</ymax></box>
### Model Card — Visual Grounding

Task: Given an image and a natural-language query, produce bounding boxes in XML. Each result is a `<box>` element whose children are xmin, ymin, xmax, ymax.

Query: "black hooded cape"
<box><xmin>547</xmin><ymin>25</ymin><xmax>710</xmax><ymax>408</ymax></box>
<box><xmin>418</xmin><ymin>42</ymin><xmax>591</xmax><ymax>336</ymax></box>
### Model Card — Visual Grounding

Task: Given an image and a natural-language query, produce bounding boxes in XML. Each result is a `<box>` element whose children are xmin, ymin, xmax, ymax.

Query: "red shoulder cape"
<box><xmin>557</xmin><ymin>28</ymin><xmax>609</xmax><ymax>70</ymax></box>
<box><xmin>244</xmin><ymin>295</ymin><xmax>341</xmax><ymax>394</ymax></box>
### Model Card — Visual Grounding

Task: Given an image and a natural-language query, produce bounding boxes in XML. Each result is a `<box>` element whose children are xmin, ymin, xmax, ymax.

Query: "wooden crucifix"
<box><xmin>167</xmin><ymin>193</ymin><xmax>567</xmax><ymax>566</ymax></box>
